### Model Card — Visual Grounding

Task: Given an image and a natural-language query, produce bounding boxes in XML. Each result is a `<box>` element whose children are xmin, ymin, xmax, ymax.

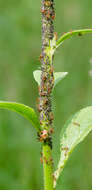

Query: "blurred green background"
<box><xmin>0</xmin><ymin>0</ymin><xmax>92</xmax><ymax>190</ymax></box>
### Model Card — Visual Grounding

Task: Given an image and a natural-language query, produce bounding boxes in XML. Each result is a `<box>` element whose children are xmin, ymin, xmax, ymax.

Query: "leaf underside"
<box><xmin>54</xmin><ymin>106</ymin><xmax>92</xmax><ymax>187</ymax></box>
<box><xmin>0</xmin><ymin>101</ymin><xmax>40</xmax><ymax>131</ymax></box>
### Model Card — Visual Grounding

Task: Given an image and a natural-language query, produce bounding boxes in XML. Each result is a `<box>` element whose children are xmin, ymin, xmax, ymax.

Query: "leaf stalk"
<box><xmin>56</xmin><ymin>29</ymin><xmax>92</xmax><ymax>48</ymax></box>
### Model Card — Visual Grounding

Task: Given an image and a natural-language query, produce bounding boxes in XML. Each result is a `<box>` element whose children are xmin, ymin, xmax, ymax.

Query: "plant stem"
<box><xmin>40</xmin><ymin>0</ymin><xmax>55</xmax><ymax>130</ymax></box>
<box><xmin>43</xmin><ymin>144</ymin><xmax>54</xmax><ymax>190</ymax></box>
<box><xmin>39</xmin><ymin>0</ymin><xmax>55</xmax><ymax>190</ymax></box>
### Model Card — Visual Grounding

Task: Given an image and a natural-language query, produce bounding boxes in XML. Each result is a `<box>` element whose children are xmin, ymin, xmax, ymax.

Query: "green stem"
<box><xmin>56</xmin><ymin>29</ymin><xmax>92</xmax><ymax>48</ymax></box>
<box><xmin>39</xmin><ymin>1</ymin><xmax>55</xmax><ymax>190</ymax></box>
<box><xmin>42</xmin><ymin>144</ymin><xmax>54</xmax><ymax>190</ymax></box>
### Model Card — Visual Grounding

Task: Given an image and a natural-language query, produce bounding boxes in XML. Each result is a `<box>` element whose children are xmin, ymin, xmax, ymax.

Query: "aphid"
<box><xmin>40</xmin><ymin>120</ymin><xmax>43</xmax><ymax>125</ymax></box>
<box><xmin>49</xmin><ymin>77</ymin><xmax>54</xmax><ymax>87</ymax></box>
<box><xmin>49</xmin><ymin>128</ymin><xmax>54</xmax><ymax>134</ymax></box>
<box><xmin>38</xmin><ymin>85</ymin><xmax>47</xmax><ymax>96</ymax></box>
<box><xmin>54</xmin><ymin>32</ymin><xmax>58</xmax><ymax>41</ymax></box>
<box><xmin>47</xmin><ymin>136</ymin><xmax>52</xmax><ymax>149</ymax></box>
<box><xmin>41</xmin><ymin>80</ymin><xmax>47</xmax><ymax>91</ymax></box>
<box><xmin>50</xmin><ymin>65</ymin><xmax>54</xmax><ymax>74</ymax></box>
<box><xmin>40</xmin><ymin>130</ymin><xmax>48</xmax><ymax>140</ymax></box>
<box><xmin>37</xmin><ymin>103</ymin><xmax>42</xmax><ymax>112</ymax></box>
<box><xmin>40</xmin><ymin>157</ymin><xmax>43</xmax><ymax>164</ymax></box>
<box><xmin>43</xmin><ymin>156</ymin><xmax>48</xmax><ymax>164</ymax></box>
<box><xmin>41</xmin><ymin>83</ymin><xmax>45</xmax><ymax>91</ymax></box>
<box><xmin>63</xmin><ymin>32</ymin><xmax>66</xmax><ymax>34</ymax></box>
<box><xmin>64</xmin><ymin>151</ymin><xmax>68</xmax><ymax>157</ymax></box>
<box><xmin>40</xmin><ymin>151</ymin><xmax>43</xmax><ymax>156</ymax></box>
<box><xmin>43</xmin><ymin>97</ymin><xmax>48</xmax><ymax>105</ymax></box>
<box><xmin>40</xmin><ymin>91</ymin><xmax>47</xmax><ymax>96</ymax></box>
<box><xmin>46</xmin><ymin>10</ymin><xmax>51</xmax><ymax>19</ymax></box>
<box><xmin>37</xmin><ymin>132</ymin><xmax>42</xmax><ymax>142</ymax></box>
<box><xmin>37</xmin><ymin>130</ymin><xmax>48</xmax><ymax>142</ymax></box>
<box><xmin>42</xmin><ymin>73</ymin><xmax>47</xmax><ymax>81</ymax></box>
<box><xmin>49</xmin><ymin>157</ymin><xmax>53</xmax><ymax>162</ymax></box>
<box><xmin>40</xmin><ymin>8</ymin><xmax>47</xmax><ymax>14</ymax></box>
<box><xmin>39</xmin><ymin>137</ymin><xmax>43</xmax><ymax>142</ymax></box>
<box><xmin>62</xmin><ymin>147</ymin><xmax>69</xmax><ymax>157</ymax></box>
<box><xmin>51</xmin><ymin>14</ymin><xmax>55</xmax><ymax>20</ymax></box>
<box><xmin>38</xmin><ymin>85</ymin><xmax>41</xmax><ymax>94</ymax></box>
<box><xmin>37</xmin><ymin>133</ymin><xmax>43</xmax><ymax>142</ymax></box>
<box><xmin>44</xmin><ymin>1</ymin><xmax>52</xmax><ymax>6</ymax></box>
<box><xmin>39</xmin><ymin>54</ymin><xmax>43</xmax><ymax>61</ymax></box>
<box><xmin>40</xmin><ymin>152</ymin><xmax>43</xmax><ymax>157</ymax></box>
<box><xmin>49</xmin><ymin>112</ymin><xmax>54</xmax><ymax>121</ymax></box>
<box><xmin>52</xmin><ymin>174</ymin><xmax>56</xmax><ymax>182</ymax></box>
<box><xmin>47</xmin><ymin>87</ymin><xmax>51</xmax><ymax>94</ymax></box>
<box><xmin>73</xmin><ymin>122</ymin><xmax>80</xmax><ymax>126</ymax></box>
<box><xmin>61</xmin><ymin>147</ymin><xmax>69</xmax><ymax>151</ymax></box>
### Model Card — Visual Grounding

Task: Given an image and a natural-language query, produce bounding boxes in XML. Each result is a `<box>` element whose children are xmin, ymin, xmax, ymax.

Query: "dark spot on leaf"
<box><xmin>78</xmin><ymin>32</ymin><xmax>82</xmax><ymax>36</ymax></box>
<box><xmin>73</xmin><ymin>122</ymin><xmax>80</xmax><ymax>126</ymax></box>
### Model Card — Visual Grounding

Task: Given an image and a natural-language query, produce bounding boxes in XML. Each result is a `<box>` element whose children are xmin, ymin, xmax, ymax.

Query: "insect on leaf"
<box><xmin>33</xmin><ymin>70</ymin><xmax>68</xmax><ymax>88</ymax></box>
<box><xmin>0</xmin><ymin>101</ymin><xmax>41</xmax><ymax>132</ymax></box>
<box><xmin>54</xmin><ymin>106</ymin><xmax>92</xmax><ymax>187</ymax></box>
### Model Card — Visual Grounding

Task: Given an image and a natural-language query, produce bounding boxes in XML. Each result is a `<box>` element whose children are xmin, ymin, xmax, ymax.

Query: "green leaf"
<box><xmin>33</xmin><ymin>70</ymin><xmax>41</xmax><ymax>86</ymax></box>
<box><xmin>33</xmin><ymin>70</ymin><xmax>68</xmax><ymax>87</ymax></box>
<box><xmin>0</xmin><ymin>101</ymin><xmax>40</xmax><ymax>131</ymax></box>
<box><xmin>54</xmin><ymin>106</ymin><xmax>92</xmax><ymax>187</ymax></box>
<box><xmin>54</xmin><ymin>72</ymin><xmax>68</xmax><ymax>87</ymax></box>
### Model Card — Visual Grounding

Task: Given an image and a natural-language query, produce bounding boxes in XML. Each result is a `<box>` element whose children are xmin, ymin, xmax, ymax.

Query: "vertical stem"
<box><xmin>43</xmin><ymin>144</ymin><xmax>54</xmax><ymax>190</ymax></box>
<box><xmin>39</xmin><ymin>0</ymin><xmax>55</xmax><ymax>190</ymax></box>
<box><xmin>40</xmin><ymin>0</ymin><xmax>55</xmax><ymax>130</ymax></box>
